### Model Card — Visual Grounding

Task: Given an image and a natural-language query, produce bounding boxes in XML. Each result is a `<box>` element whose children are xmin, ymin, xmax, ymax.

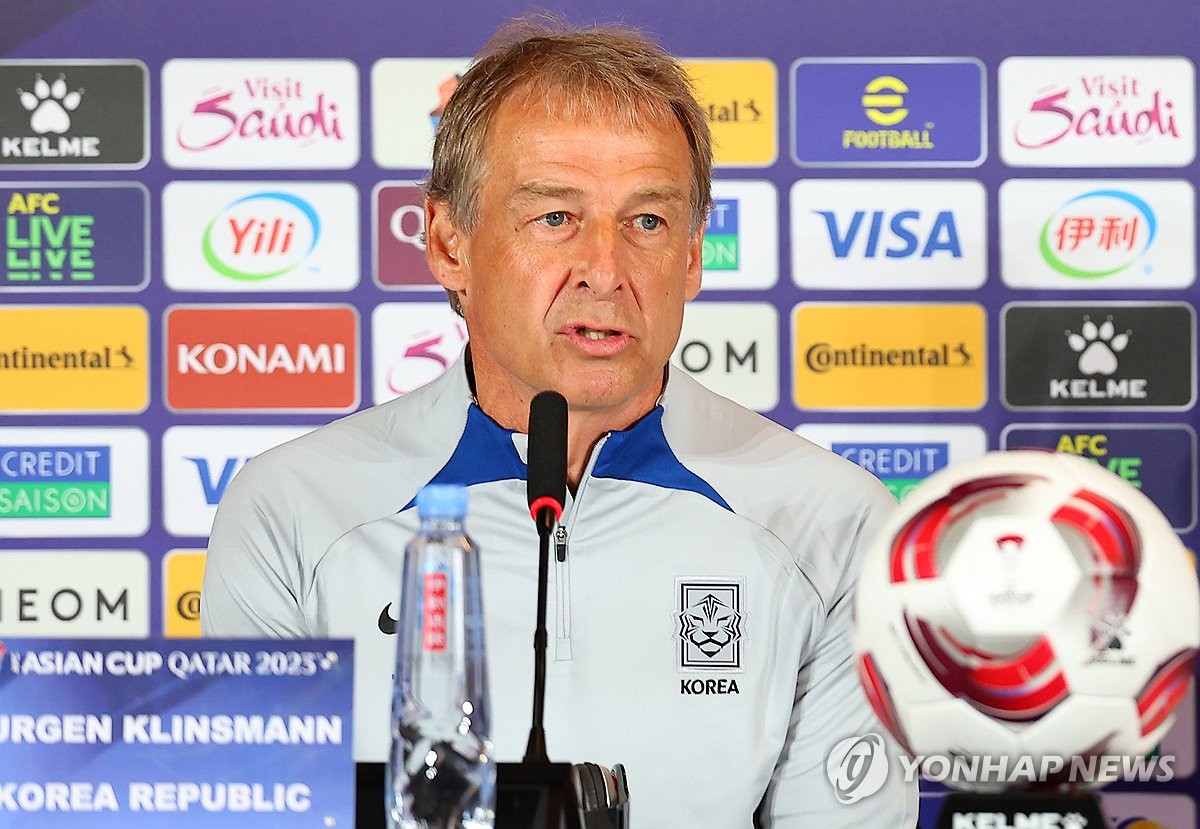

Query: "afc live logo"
<box><xmin>2</xmin><ymin>184</ymin><xmax>150</xmax><ymax>290</ymax></box>
<box><xmin>164</xmin><ymin>305</ymin><xmax>359</xmax><ymax>412</ymax></box>
<box><xmin>161</xmin><ymin>59</ymin><xmax>359</xmax><ymax>169</ymax></box>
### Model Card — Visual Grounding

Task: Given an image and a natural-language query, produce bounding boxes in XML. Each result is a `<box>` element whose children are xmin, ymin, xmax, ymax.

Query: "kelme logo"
<box><xmin>1041</xmin><ymin>189</ymin><xmax>1155</xmax><ymax>279</ymax></box>
<box><xmin>202</xmin><ymin>191</ymin><xmax>320</xmax><ymax>281</ymax></box>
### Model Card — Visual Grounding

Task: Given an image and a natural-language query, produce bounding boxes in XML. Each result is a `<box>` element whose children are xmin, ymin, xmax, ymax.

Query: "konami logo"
<box><xmin>165</xmin><ymin>305</ymin><xmax>358</xmax><ymax>412</ymax></box>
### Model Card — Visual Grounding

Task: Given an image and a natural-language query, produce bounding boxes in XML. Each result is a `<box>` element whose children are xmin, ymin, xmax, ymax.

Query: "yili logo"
<box><xmin>203</xmin><ymin>191</ymin><xmax>319</xmax><ymax>281</ymax></box>
<box><xmin>1041</xmin><ymin>189</ymin><xmax>1155</xmax><ymax>279</ymax></box>
<box><xmin>0</xmin><ymin>62</ymin><xmax>147</xmax><ymax>167</ymax></box>
<box><xmin>702</xmin><ymin>198</ymin><xmax>739</xmax><ymax>270</ymax></box>
<box><xmin>2</xmin><ymin>185</ymin><xmax>148</xmax><ymax>289</ymax></box>
<box><xmin>0</xmin><ymin>446</ymin><xmax>110</xmax><ymax>518</ymax></box>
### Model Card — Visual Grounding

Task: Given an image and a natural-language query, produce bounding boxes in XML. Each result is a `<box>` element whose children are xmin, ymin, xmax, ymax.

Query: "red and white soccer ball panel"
<box><xmin>852</xmin><ymin>449</ymin><xmax>1200</xmax><ymax>776</ymax></box>
<box><xmin>943</xmin><ymin>514</ymin><xmax>1082</xmax><ymax>641</ymax></box>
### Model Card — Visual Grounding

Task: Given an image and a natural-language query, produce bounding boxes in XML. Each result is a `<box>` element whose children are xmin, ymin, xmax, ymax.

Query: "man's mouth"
<box><xmin>576</xmin><ymin>326</ymin><xmax>621</xmax><ymax>340</ymax></box>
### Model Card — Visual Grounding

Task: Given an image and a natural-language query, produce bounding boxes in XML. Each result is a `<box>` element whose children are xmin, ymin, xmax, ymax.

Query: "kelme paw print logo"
<box><xmin>17</xmin><ymin>73</ymin><xmax>83</xmax><ymax>135</ymax></box>
<box><xmin>1065</xmin><ymin>314</ymin><xmax>1130</xmax><ymax>376</ymax></box>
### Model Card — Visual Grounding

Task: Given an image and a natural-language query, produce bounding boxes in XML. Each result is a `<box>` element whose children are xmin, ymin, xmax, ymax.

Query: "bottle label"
<box><xmin>422</xmin><ymin>572</ymin><xmax>449</xmax><ymax>652</ymax></box>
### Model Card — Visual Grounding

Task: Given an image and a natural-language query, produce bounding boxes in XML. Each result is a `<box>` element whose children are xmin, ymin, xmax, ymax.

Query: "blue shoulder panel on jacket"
<box><xmin>593</xmin><ymin>407</ymin><xmax>731</xmax><ymax>511</ymax></box>
<box><xmin>400</xmin><ymin>404</ymin><xmax>526</xmax><ymax>512</ymax></box>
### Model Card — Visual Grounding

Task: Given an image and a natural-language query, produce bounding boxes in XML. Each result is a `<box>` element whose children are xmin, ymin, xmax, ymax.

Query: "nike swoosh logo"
<box><xmin>378</xmin><ymin>603</ymin><xmax>399</xmax><ymax>635</ymax></box>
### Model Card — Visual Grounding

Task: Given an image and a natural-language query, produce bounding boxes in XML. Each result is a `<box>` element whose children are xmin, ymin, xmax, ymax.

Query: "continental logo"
<box><xmin>165</xmin><ymin>305</ymin><xmax>359</xmax><ymax>412</ymax></box>
<box><xmin>792</xmin><ymin>303</ymin><xmax>986</xmax><ymax>410</ymax></box>
<box><xmin>163</xmin><ymin>550</ymin><xmax>205</xmax><ymax>638</ymax></box>
<box><xmin>0</xmin><ymin>305</ymin><xmax>148</xmax><ymax>413</ymax></box>
<box><xmin>792</xmin><ymin>58</ymin><xmax>985</xmax><ymax>167</ymax></box>
<box><xmin>683</xmin><ymin>59</ymin><xmax>777</xmax><ymax>166</ymax></box>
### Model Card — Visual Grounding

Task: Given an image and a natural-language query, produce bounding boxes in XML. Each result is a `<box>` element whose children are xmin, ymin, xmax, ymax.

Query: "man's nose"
<box><xmin>572</xmin><ymin>221</ymin><xmax>624</xmax><ymax>296</ymax></box>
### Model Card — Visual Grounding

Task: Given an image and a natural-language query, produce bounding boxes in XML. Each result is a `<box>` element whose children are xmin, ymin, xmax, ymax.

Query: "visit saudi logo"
<box><xmin>201</xmin><ymin>191</ymin><xmax>320</xmax><ymax>281</ymax></box>
<box><xmin>1039</xmin><ymin>189</ymin><xmax>1156</xmax><ymax>279</ymax></box>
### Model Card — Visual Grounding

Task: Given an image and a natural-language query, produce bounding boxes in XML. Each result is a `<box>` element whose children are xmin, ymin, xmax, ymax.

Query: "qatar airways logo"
<box><xmin>1000</xmin><ymin>57</ymin><xmax>1196</xmax><ymax>167</ymax></box>
<box><xmin>165</xmin><ymin>306</ymin><xmax>358</xmax><ymax>412</ymax></box>
<box><xmin>162</xmin><ymin>59</ymin><xmax>359</xmax><ymax>169</ymax></box>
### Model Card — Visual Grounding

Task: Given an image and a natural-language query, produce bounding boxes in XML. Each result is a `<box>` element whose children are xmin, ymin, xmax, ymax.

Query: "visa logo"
<box><xmin>186</xmin><ymin>456</ymin><xmax>252</xmax><ymax>505</ymax></box>
<box><xmin>815</xmin><ymin>209</ymin><xmax>962</xmax><ymax>258</ymax></box>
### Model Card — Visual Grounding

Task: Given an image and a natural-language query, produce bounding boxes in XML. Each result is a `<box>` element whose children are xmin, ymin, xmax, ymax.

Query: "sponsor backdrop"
<box><xmin>1</xmin><ymin>0</ymin><xmax>1197</xmax><ymax>822</ymax></box>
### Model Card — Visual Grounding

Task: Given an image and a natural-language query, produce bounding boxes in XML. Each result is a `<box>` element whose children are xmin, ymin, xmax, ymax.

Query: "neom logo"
<box><xmin>165</xmin><ymin>306</ymin><xmax>357</xmax><ymax>411</ymax></box>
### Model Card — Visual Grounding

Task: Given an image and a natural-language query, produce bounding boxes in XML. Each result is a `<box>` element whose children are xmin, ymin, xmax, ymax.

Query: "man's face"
<box><xmin>426</xmin><ymin>91</ymin><xmax>703</xmax><ymax>427</ymax></box>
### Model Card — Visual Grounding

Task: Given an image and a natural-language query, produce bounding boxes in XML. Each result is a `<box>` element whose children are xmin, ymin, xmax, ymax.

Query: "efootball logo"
<box><xmin>676</xmin><ymin>580</ymin><xmax>743</xmax><ymax>670</ymax></box>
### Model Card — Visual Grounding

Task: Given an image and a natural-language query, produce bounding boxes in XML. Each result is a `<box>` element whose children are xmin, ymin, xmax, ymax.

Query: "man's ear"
<box><xmin>683</xmin><ymin>225</ymin><xmax>704</xmax><ymax>301</ymax></box>
<box><xmin>425</xmin><ymin>198</ymin><xmax>467</xmax><ymax>293</ymax></box>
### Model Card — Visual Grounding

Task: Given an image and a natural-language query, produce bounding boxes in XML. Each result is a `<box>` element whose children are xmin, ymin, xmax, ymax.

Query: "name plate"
<box><xmin>0</xmin><ymin>638</ymin><xmax>354</xmax><ymax>827</ymax></box>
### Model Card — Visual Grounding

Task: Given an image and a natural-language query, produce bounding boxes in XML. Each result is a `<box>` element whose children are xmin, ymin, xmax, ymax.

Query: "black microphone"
<box><xmin>527</xmin><ymin>390</ymin><xmax>567</xmax><ymax>538</ymax></box>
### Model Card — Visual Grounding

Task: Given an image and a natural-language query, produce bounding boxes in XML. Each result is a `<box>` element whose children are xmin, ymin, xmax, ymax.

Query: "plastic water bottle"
<box><xmin>388</xmin><ymin>484</ymin><xmax>495</xmax><ymax>829</ymax></box>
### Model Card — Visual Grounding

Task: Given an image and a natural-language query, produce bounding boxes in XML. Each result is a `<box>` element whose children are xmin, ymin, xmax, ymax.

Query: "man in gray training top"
<box><xmin>202</xmin><ymin>19</ymin><xmax>918</xmax><ymax>828</ymax></box>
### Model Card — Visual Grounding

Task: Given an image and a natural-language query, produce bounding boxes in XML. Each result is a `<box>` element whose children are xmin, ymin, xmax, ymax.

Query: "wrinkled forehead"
<box><xmin>497</xmin><ymin>79</ymin><xmax>684</xmax><ymax>141</ymax></box>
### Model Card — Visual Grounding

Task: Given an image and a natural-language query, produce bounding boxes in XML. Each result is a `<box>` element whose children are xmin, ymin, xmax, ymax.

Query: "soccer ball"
<box><xmin>853</xmin><ymin>449</ymin><xmax>1199</xmax><ymax>787</ymax></box>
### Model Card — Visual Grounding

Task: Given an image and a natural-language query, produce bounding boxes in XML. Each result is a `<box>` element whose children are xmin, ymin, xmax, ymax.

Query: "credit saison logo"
<box><xmin>1041</xmin><ymin>189</ymin><xmax>1154</xmax><ymax>278</ymax></box>
<box><xmin>851</xmin><ymin>75</ymin><xmax>932</xmax><ymax>149</ymax></box>
<box><xmin>165</xmin><ymin>305</ymin><xmax>358</xmax><ymax>412</ymax></box>
<box><xmin>163</xmin><ymin>59</ymin><xmax>359</xmax><ymax>169</ymax></box>
<box><xmin>702</xmin><ymin>198</ymin><xmax>738</xmax><ymax>270</ymax></box>
<box><xmin>830</xmin><ymin>442</ymin><xmax>949</xmax><ymax>500</ymax></box>
<box><xmin>2</xmin><ymin>185</ymin><xmax>148</xmax><ymax>289</ymax></box>
<box><xmin>202</xmin><ymin>191</ymin><xmax>319</xmax><ymax>281</ymax></box>
<box><xmin>1000</xmin><ymin>57</ymin><xmax>1195</xmax><ymax>167</ymax></box>
<box><xmin>0</xmin><ymin>62</ymin><xmax>147</xmax><ymax>167</ymax></box>
<box><xmin>1003</xmin><ymin>303</ymin><xmax>1194</xmax><ymax>409</ymax></box>
<box><xmin>791</xmin><ymin>58</ymin><xmax>984</xmax><ymax>167</ymax></box>
<box><xmin>0</xmin><ymin>446</ymin><xmax>110</xmax><ymax>518</ymax></box>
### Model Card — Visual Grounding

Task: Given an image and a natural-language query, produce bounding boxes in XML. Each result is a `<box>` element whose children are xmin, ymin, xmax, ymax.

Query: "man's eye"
<box><xmin>634</xmin><ymin>214</ymin><xmax>663</xmax><ymax>231</ymax></box>
<box><xmin>540</xmin><ymin>211</ymin><xmax>568</xmax><ymax>227</ymax></box>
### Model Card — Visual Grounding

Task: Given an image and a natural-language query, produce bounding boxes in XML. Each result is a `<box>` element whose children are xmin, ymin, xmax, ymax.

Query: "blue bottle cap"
<box><xmin>416</xmin><ymin>484</ymin><xmax>469</xmax><ymax>519</ymax></box>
